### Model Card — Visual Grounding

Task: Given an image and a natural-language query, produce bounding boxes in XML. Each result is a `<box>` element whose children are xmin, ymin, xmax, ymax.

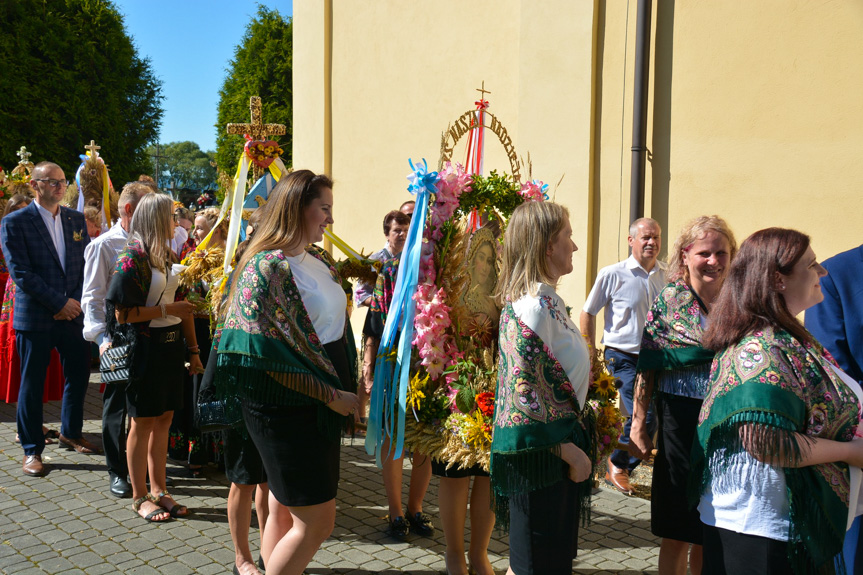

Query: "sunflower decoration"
<box><xmin>591</xmin><ymin>370</ymin><xmax>617</xmax><ymax>399</ymax></box>
<box><xmin>584</xmin><ymin>340</ymin><xmax>626</xmax><ymax>466</ymax></box>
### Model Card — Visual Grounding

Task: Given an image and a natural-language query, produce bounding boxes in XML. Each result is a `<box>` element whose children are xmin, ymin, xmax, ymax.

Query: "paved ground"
<box><xmin>0</xmin><ymin>374</ymin><xmax>660</xmax><ymax>574</ymax></box>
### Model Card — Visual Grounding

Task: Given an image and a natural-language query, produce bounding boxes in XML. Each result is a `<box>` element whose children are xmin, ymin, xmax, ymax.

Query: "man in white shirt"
<box><xmin>580</xmin><ymin>217</ymin><xmax>665</xmax><ymax>495</ymax></box>
<box><xmin>82</xmin><ymin>182</ymin><xmax>151</xmax><ymax>497</ymax></box>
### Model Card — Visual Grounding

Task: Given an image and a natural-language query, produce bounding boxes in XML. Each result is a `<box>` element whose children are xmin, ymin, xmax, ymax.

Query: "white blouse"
<box><xmin>512</xmin><ymin>283</ymin><xmax>591</xmax><ymax>409</ymax></box>
<box><xmin>146</xmin><ymin>264</ymin><xmax>183</xmax><ymax>328</ymax></box>
<box><xmin>285</xmin><ymin>252</ymin><xmax>346</xmax><ymax>345</ymax></box>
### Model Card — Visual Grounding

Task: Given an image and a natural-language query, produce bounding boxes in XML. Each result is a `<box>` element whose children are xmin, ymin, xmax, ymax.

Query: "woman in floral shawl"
<box><xmin>629</xmin><ymin>216</ymin><xmax>737</xmax><ymax>575</ymax></box>
<box><xmin>215</xmin><ymin>170</ymin><xmax>359</xmax><ymax>575</ymax></box>
<box><xmin>106</xmin><ymin>193</ymin><xmax>202</xmax><ymax>523</ymax></box>
<box><xmin>694</xmin><ymin>228</ymin><xmax>863</xmax><ymax>575</ymax></box>
<box><xmin>491</xmin><ymin>201</ymin><xmax>593</xmax><ymax>575</ymax></box>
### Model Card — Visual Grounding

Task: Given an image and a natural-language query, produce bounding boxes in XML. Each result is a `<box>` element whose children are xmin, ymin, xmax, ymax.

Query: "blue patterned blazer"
<box><xmin>805</xmin><ymin>244</ymin><xmax>863</xmax><ymax>384</ymax></box>
<box><xmin>0</xmin><ymin>201</ymin><xmax>91</xmax><ymax>331</ymax></box>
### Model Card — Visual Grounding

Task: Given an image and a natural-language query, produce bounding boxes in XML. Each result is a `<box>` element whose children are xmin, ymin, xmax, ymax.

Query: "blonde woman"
<box><xmin>630</xmin><ymin>216</ymin><xmax>738</xmax><ymax>575</ymax></box>
<box><xmin>491</xmin><ymin>201</ymin><xmax>593</xmax><ymax>575</ymax></box>
<box><xmin>106</xmin><ymin>193</ymin><xmax>202</xmax><ymax>522</ymax></box>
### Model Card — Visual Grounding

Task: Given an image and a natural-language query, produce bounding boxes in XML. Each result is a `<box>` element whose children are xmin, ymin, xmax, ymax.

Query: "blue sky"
<box><xmin>115</xmin><ymin>0</ymin><xmax>293</xmax><ymax>153</ymax></box>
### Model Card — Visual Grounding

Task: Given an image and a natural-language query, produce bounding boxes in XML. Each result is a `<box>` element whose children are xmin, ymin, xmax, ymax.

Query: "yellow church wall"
<box><xmin>595</xmin><ymin>0</ymin><xmax>863</xmax><ymax>267</ymax></box>
<box><xmin>294</xmin><ymin>0</ymin><xmax>597</xmax><ymax>337</ymax></box>
<box><xmin>294</xmin><ymin>0</ymin><xmax>863</xmax><ymax>342</ymax></box>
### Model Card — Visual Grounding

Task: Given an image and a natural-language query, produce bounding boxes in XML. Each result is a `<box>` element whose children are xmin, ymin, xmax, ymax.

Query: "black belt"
<box><xmin>605</xmin><ymin>346</ymin><xmax>638</xmax><ymax>359</ymax></box>
<box><xmin>151</xmin><ymin>325</ymin><xmax>182</xmax><ymax>344</ymax></box>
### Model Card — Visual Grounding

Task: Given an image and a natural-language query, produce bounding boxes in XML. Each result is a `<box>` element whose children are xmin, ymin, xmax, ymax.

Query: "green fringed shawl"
<box><xmin>692</xmin><ymin>326</ymin><xmax>860</xmax><ymax>574</ymax></box>
<box><xmin>490</xmin><ymin>301</ymin><xmax>595</xmax><ymax>530</ymax></box>
<box><xmin>637</xmin><ymin>279</ymin><xmax>714</xmax><ymax>372</ymax></box>
<box><xmin>215</xmin><ymin>246</ymin><xmax>354</xmax><ymax>440</ymax></box>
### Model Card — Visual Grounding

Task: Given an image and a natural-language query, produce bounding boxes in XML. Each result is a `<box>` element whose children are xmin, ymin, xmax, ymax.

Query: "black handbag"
<box><xmin>100</xmin><ymin>344</ymin><xmax>132</xmax><ymax>384</ymax></box>
<box><xmin>195</xmin><ymin>347</ymin><xmax>241</xmax><ymax>432</ymax></box>
<box><xmin>100</xmin><ymin>269</ymin><xmax>169</xmax><ymax>385</ymax></box>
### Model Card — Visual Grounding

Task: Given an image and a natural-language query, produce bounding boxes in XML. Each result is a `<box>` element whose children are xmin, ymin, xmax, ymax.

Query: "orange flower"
<box><xmin>476</xmin><ymin>392</ymin><xmax>495</xmax><ymax>417</ymax></box>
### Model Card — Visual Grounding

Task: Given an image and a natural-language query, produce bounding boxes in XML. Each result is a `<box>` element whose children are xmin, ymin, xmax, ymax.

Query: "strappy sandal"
<box><xmin>156</xmin><ymin>491</ymin><xmax>190</xmax><ymax>518</ymax></box>
<box><xmin>133</xmin><ymin>494</ymin><xmax>171</xmax><ymax>523</ymax></box>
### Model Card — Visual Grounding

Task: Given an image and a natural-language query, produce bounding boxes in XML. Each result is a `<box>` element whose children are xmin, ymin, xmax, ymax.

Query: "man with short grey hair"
<box><xmin>82</xmin><ymin>181</ymin><xmax>151</xmax><ymax>497</ymax></box>
<box><xmin>580</xmin><ymin>217</ymin><xmax>665</xmax><ymax>495</ymax></box>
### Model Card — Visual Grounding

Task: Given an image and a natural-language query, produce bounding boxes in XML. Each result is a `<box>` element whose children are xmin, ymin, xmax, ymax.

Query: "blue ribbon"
<box><xmin>532</xmin><ymin>179</ymin><xmax>550</xmax><ymax>200</ymax></box>
<box><xmin>406</xmin><ymin>158</ymin><xmax>438</xmax><ymax>195</ymax></box>
<box><xmin>366</xmin><ymin>159</ymin><xmax>437</xmax><ymax>466</ymax></box>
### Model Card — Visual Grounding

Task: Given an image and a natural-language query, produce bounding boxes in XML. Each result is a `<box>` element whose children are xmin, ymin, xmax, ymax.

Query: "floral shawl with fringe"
<box><xmin>105</xmin><ymin>237</ymin><xmax>160</xmax><ymax>383</ymax></box>
<box><xmin>637</xmin><ymin>279</ymin><xmax>714</xmax><ymax>370</ymax></box>
<box><xmin>490</xmin><ymin>300</ymin><xmax>595</xmax><ymax>530</ymax></box>
<box><xmin>214</xmin><ymin>245</ymin><xmax>355</xmax><ymax>440</ymax></box>
<box><xmin>692</xmin><ymin>326</ymin><xmax>860</xmax><ymax>574</ymax></box>
<box><xmin>370</xmin><ymin>258</ymin><xmax>399</xmax><ymax>318</ymax></box>
<box><xmin>637</xmin><ymin>279</ymin><xmax>715</xmax><ymax>397</ymax></box>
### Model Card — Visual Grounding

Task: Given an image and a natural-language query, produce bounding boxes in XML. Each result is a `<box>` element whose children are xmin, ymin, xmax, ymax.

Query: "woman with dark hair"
<box><xmin>107</xmin><ymin>193</ymin><xmax>202</xmax><ymax>523</ymax></box>
<box><xmin>693</xmin><ymin>227</ymin><xmax>863</xmax><ymax>575</ymax></box>
<box><xmin>629</xmin><ymin>216</ymin><xmax>737</xmax><ymax>575</ymax></box>
<box><xmin>491</xmin><ymin>200</ymin><xmax>594</xmax><ymax>575</ymax></box>
<box><xmin>356</xmin><ymin>209</ymin><xmax>410</xmax><ymax>426</ymax></box>
<box><xmin>215</xmin><ymin>170</ymin><xmax>359</xmax><ymax>575</ymax></box>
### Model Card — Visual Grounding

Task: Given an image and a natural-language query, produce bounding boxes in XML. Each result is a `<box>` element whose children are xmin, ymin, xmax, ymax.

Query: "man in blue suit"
<box><xmin>806</xmin><ymin>242</ymin><xmax>863</xmax><ymax>574</ymax></box>
<box><xmin>1</xmin><ymin>161</ymin><xmax>102</xmax><ymax>477</ymax></box>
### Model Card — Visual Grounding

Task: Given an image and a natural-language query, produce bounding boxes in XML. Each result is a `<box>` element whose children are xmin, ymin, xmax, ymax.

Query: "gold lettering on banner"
<box><xmin>438</xmin><ymin>109</ymin><xmax>520</xmax><ymax>181</ymax></box>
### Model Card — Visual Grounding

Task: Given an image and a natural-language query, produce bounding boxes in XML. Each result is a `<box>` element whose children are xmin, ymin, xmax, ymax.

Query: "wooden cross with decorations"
<box><xmin>83</xmin><ymin>140</ymin><xmax>101</xmax><ymax>157</ymax></box>
<box><xmin>226</xmin><ymin>96</ymin><xmax>286</xmax><ymax>181</ymax></box>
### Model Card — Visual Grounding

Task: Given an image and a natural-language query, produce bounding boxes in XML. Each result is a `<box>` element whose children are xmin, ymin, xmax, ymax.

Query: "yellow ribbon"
<box><xmin>195</xmin><ymin>156</ymin><xmax>244</xmax><ymax>253</ymax></box>
<box><xmin>101</xmin><ymin>163</ymin><xmax>111</xmax><ymax>227</ymax></box>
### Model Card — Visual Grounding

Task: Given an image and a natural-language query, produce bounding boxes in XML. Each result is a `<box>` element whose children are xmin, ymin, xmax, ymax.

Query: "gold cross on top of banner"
<box><xmin>83</xmin><ymin>140</ymin><xmax>101</xmax><ymax>156</ymax></box>
<box><xmin>226</xmin><ymin>96</ymin><xmax>286</xmax><ymax>141</ymax></box>
<box><xmin>476</xmin><ymin>81</ymin><xmax>491</xmax><ymax>99</ymax></box>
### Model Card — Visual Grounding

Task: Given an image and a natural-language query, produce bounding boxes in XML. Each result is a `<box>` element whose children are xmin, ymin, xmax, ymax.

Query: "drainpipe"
<box><xmin>629</xmin><ymin>0</ymin><xmax>652</xmax><ymax>225</ymax></box>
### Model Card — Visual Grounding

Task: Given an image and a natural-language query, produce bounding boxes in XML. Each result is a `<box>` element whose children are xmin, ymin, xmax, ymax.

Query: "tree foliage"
<box><xmin>215</xmin><ymin>6</ymin><xmax>292</xmax><ymax>178</ymax></box>
<box><xmin>0</xmin><ymin>0</ymin><xmax>163</xmax><ymax>185</ymax></box>
<box><xmin>145</xmin><ymin>141</ymin><xmax>217</xmax><ymax>192</ymax></box>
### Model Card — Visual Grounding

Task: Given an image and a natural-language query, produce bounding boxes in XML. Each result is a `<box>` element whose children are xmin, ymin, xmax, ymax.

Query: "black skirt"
<box><xmin>223</xmin><ymin>427</ymin><xmax>267</xmax><ymax>486</ymax></box>
<box><xmin>702</xmin><ymin>524</ymin><xmax>795</xmax><ymax>575</ymax></box>
<box><xmin>508</xmin><ymin>477</ymin><xmax>582</xmax><ymax>575</ymax></box>
<box><xmin>651</xmin><ymin>392</ymin><xmax>704</xmax><ymax>544</ymax></box>
<box><xmin>242</xmin><ymin>339</ymin><xmax>350</xmax><ymax>507</ymax></box>
<box><xmin>127</xmin><ymin>324</ymin><xmax>184</xmax><ymax>418</ymax></box>
<box><xmin>431</xmin><ymin>459</ymin><xmax>489</xmax><ymax>478</ymax></box>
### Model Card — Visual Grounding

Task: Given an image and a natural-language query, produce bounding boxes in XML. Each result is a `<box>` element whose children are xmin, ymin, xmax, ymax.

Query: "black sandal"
<box><xmin>157</xmin><ymin>491</ymin><xmax>190</xmax><ymax>518</ymax></box>
<box><xmin>133</xmin><ymin>495</ymin><xmax>171</xmax><ymax>523</ymax></box>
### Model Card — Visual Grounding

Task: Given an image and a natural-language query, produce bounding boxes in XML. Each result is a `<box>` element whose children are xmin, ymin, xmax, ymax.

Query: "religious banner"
<box><xmin>368</xmin><ymin>89</ymin><xmax>623</xmax><ymax>473</ymax></box>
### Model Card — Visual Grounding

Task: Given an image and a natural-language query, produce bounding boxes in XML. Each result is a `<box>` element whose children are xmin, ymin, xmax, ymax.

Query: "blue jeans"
<box><xmin>606</xmin><ymin>347</ymin><xmax>656</xmax><ymax>473</ymax></box>
<box><xmin>16</xmin><ymin>323</ymin><xmax>90</xmax><ymax>455</ymax></box>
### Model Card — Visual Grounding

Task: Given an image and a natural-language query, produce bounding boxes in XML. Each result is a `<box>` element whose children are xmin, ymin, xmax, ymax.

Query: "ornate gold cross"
<box><xmin>226</xmin><ymin>96</ymin><xmax>286</xmax><ymax>181</ymax></box>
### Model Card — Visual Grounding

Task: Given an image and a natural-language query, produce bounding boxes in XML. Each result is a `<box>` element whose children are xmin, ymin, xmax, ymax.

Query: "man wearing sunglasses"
<box><xmin>0</xmin><ymin>161</ymin><xmax>101</xmax><ymax>477</ymax></box>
